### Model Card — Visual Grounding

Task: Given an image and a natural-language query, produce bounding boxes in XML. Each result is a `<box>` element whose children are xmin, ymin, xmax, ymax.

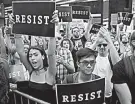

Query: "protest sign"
<box><xmin>56</xmin><ymin>78</ymin><xmax>105</xmax><ymax>104</ymax></box>
<box><xmin>12</xmin><ymin>1</ymin><xmax>55</xmax><ymax>37</ymax></box>
<box><xmin>117</xmin><ymin>12</ymin><xmax>127</xmax><ymax>24</ymax></box>
<box><xmin>72</xmin><ymin>5</ymin><xmax>90</xmax><ymax>19</ymax></box>
<box><xmin>117</xmin><ymin>12</ymin><xmax>133</xmax><ymax>26</ymax></box>
<box><xmin>90</xmin><ymin>24</ymin><xmax>101</xmax><ymax>34</ymax></box>
<box><xmin>57</xmin><ymin>6</ymin><xmax>72</xmax><ymax>22</ymax></box>
<box><xmin>123</xmin><ymin>13</ymin><xmax>133</xmax><ymax>26</ymax></box>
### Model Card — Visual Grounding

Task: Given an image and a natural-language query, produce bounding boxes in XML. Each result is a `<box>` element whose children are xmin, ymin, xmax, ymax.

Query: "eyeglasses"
<box><xmin>98</xmin><ymin>44</ymin><xmax>108</xmax><ymax>47</ymax></box>
<box><xmin>122</xmin><ymin>42</ymin><xmax>128</xmax><ymax>44</ymax></box>
<box><xmin>80</xmin><ymin>60</ymin><xmax>96</xmax><ymax>66</ymax></box>
<box><xmin>57</xmin><ymin>37</ymin><xmax>62</xmax><ymax>40</ymax></box>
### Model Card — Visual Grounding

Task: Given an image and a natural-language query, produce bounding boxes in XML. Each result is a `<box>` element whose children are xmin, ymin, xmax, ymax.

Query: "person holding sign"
<box><xmin>63</xmin><ymin>48</ymin><xmax>100</xmax><ymax>84</ymax></box>
<box><xmin>10</xmin><ymin>10</ymin><xmax>59</xmax><ymax>104</ymax></box>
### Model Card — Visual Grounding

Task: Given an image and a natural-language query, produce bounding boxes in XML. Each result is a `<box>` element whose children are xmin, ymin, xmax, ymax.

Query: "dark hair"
<box><xmin>129</xmin><ymin>31</ymin><xmax>135</xmax><ymax>51</ymax></box>
<box><xmin>76</xmin><ymin>48</ymin><xmax>98</xmax><ymax>62</ymax></box>
<box><xmin>60</xmin><ymin>38</ymin><xmax>73</xmax><ymax>51</ymax></box>
<box><xmin>71</xmin><ymin>27</ymin><xmax>79</xmax><ymax>34</ymax></box>
<box><xmin>27</xmin><ymin>46</ymin><xmax>48</xmax><ymax>69</ymax></box>
<box><xmin>130</xmin><ymin>31</ymin><xmax>135</xmax><ymax>43</ymax></box>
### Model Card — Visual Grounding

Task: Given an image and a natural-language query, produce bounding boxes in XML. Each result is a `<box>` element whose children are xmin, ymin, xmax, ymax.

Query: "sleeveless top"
<box><xmin>28</xmin><ymin>70</ymin><xmax>56</xmax><ymax>104</ymax></box>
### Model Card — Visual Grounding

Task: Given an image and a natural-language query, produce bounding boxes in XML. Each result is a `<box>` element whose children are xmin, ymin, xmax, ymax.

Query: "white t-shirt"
<box><xmin>93</xmin><ymin>54</ymin><xmax>113</xmax><ymax>98</ymax></box>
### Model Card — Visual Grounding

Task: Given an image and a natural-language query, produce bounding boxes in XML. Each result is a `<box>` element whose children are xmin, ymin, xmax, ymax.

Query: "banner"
<box><xmin>57</xmin><ymin>6</ymin><xmax>72</xmax><ymax>22</ymax></box>
<box><xmin>72</xmin><ymin>5</ymin><xmax>90</xmax><ymax>19</ymax></box>
<box><xmin>12</xmin><ymin>1</ymin><xmax>55</xmax><ymax>37</ymax></box>
<box><xmin>56</xmin><ymin>78</ymin><xmax>105</xmax><ymax>104</ymax></box>
<box><xmin>117</xmin><ymin>12</ymin><xmax>133</xmax><ymax>26</ymax></box>
<box><xmin>90</xmin><ymin>24</ymin><xmax>101</xmax><ymax>34</ymax></box>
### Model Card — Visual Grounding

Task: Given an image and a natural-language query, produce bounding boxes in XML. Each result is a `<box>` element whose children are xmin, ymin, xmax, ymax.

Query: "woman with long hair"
<box><xmin>14</xmin><ymin>11</ymin><xmax>58</xmax><ymax>104</ymax></box>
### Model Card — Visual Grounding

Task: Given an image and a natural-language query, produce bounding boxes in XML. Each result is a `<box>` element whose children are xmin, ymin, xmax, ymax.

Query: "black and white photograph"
<box><xmin>0</xmin><ymin>0</ymin><xmax>135</xmax><ymax>104</ymax></box>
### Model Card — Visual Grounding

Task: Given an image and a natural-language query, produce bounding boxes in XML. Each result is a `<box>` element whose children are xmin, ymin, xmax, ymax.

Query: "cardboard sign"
<box><xmin>12</xmin><ymin>1</ymin><xmax>55</xmax><ymax>37</ymax></box>
<box><xmin>72</xmin><ymin>5</ymin><xmax>90</xmax><ymax>19</ymax></box>
<box><xmin>56</xmin><ymin>78</ymin><xmax>105</xmax><ymax>104</ymax></box>
<box><xmin>90</xmin><ymin>24</ymin><xmax>101</xmax><ymax>34</ymax></box>
<box><xmin>57</xmin><ymin>6</ymin><xmax>72</xmax><ymax>22</ymax></box>
<box><xmin>117</xmin><ymin>12</ymin><xmax>133</xmax><ymax>26</ymax></box>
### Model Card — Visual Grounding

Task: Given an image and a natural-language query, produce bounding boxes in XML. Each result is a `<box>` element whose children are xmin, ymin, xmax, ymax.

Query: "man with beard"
<box><xmin>71</xmin><ymin>15</ymin><xmax>92</xmax><ymax>72</ymax></box>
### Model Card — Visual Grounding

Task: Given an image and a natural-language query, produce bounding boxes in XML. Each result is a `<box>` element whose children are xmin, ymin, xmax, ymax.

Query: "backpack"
<box><xmin>0</xmin><ymin>58</ymin><xmax>9</xmax><ymax>104</ymax></box>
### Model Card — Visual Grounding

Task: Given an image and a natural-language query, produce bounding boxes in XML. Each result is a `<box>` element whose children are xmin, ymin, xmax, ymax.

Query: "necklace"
<box><xmin>34</xmin><ymin>67</ymin><xmax>46</xmax><ymax>75</ymax></box>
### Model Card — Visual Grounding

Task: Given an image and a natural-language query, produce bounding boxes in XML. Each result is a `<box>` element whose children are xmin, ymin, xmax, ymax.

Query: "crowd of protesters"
<box><xmin>0</xmin><ymin>9</ymin><xmax>135</xmax><ymax>104</ymax></box>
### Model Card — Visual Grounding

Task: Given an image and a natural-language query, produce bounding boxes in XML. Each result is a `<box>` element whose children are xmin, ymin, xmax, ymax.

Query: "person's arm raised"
<box><xmin>15</xmin><ymin>34</ymin><xmax>32</xmax><ymax>73</ymax></box>
<box><xmin>47</xmin><ymin>10</ymin><xmax>58</xmax><ymax>84</ymax></box>
<box><xmin>99</xmin><ymin>27</ymin><xmax>120</xmax><ymax>65</ymax></box>
<box><xmin>83</xmin><ymin>12</ymin><xmax>93</xmax><ymax>40</ymax></box>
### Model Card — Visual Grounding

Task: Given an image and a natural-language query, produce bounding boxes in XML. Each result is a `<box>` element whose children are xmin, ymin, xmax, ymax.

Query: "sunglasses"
<box><xmin>57</xmin><ymin>37</ymin><xmax>62</xmax><ymax>40</ymax></box>
<box><xmin>98</xmin><ymin>44</ymin><xmax>108</xmax><ymax>47</ymax></box>
<box><xmin>122</xmin><ymin>42</ymin><xmax>128</xmax><ymax>44</ymax></box>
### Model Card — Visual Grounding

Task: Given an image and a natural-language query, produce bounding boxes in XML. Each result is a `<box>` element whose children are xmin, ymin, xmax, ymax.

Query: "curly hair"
<box><xmin>60</xmin><ymin>38</ymin><xmax>73</xmax><ymax>51</ymax></box>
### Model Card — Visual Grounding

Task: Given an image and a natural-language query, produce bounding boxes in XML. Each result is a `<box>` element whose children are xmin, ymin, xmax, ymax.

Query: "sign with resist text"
<box><xmin>12</xmin><ymin>1</ymin><xmax>55</xmax><ymax>37</ymax></box>
<box><xmin>57</xmin><ymin>6</ymin><xmax>72</xmax><ymax>22</ymax></box>
<box><xmin>90</xmin><ymin>24</ymin><xmax>101</xmax><ymax>34</ymax></box>
<box><xmin>56</xmin><ymin>78</ymin><xmax>105</xmax><ymax>104</ymax></box>
<box><xmin>117</xmin><ymin>12</ymin><xmax>133</xmax><ymax>26</ymax></box>
<box><xmin>72</xmin><ymin>5</ymin><xmax>90</xmax><ymax>19</ymax></box>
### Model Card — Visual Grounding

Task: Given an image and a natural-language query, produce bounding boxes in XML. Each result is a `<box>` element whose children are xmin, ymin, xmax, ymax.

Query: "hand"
<box><xmin>10</xmin><ymin>83</ymin><xmax>17</xmax><ymax>90</ymax></box>
<box><xmin>118</xmin><ymin>22</ymin><xmax>124</xmax><ymax>31</ymax></box>
<box><xmin>8</xmin><ymin>13</ymin><xmax>15</xmax><ymax>24</ymax></box>
<box><xmin>98</xmin><ymin>27</ymin><xmax>112</xmax><ymax>43</ymax></box>
<box><xmin>89</xmin><ymin>12</ymin><xmax>93</xmax><ymax>21</ymax></box>
<box><xmin>50</xmin><ymin>10</ymin><xmax>59</xmax><ymax>25</ymax></box>
<box><xmin>56</xmin><ymin>55</ymin><xmax>65</xmax><ymax>65</ymax></box>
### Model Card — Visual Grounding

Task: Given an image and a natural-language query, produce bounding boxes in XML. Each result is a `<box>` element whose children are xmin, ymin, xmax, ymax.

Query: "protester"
<box><xmin>90</xmin><ymin>27</ymin><xmax>120</xmax><ymax>104</ymax></box>
<box><xmin>9</xmin><ymin>10</ymin><xmax>59</xmax><ymax>104</ymax></box>
<box><xmin>0</xmin><ymin>57</ymin><xmax>10</xmax><ymax>104</ymax></box>
<box><xmin>111</xmin><ymin>31</ymin><xmax>135</xmax><ymax>104</ymax></box>
<box><xmin>70</xmin><ymin>13</ymin><xmax>93</xmax><ymax>50</ymax></box>
<box><xmin>56</xmin><ymin>38</ymin><xmax>75</xmax><ymax>83</ymax></box>
<box><xmin>63</xmin><ymin>48</ymin><xmax>100</xmax><ymax>83</ymax></box>
<box><xmin>113</xmin><ymin>40</ymin><xmax>121</xmax><ymax>56</ymax></box>
<box><xmin>60</xmin><ymin>38</ymin><xmax>73</xmax><ymax>51</ymax></box>
<box><xmin>71</xmin><ymin>14</ymin><xmax>93</xmax><ymax>72</ymax></box>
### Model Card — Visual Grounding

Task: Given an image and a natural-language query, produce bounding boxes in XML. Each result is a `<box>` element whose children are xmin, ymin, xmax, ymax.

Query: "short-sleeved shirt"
<box><xmin>111</xmin><ymin>59</ymin><xmax>135</xmax><ymax>104</ymax></box>
<box><xmin>63</xmin><ymin>72</ymin><xmax>100</xmax><ymax>84</ymax></box>
<box><xmin>71</xmin><ymin>35</ymin><xmax>87</xmax><ymax>50</ymax></box>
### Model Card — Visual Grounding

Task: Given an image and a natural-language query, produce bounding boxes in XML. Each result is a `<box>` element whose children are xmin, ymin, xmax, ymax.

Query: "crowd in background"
<box><xmin>0</xmin><ymin>10</ymin><xmax>135</xmax><ymax>104</ymax></box>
